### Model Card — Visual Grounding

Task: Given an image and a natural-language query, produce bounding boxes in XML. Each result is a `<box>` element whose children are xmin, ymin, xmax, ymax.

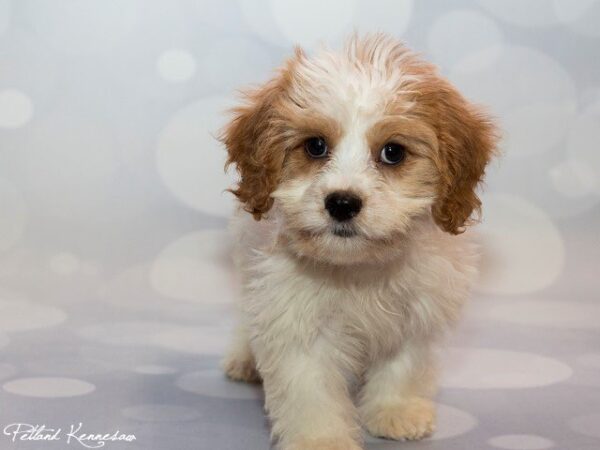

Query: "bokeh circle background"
<box><xmin>0</xmin><ymin>1</ymin><xmax>598</xmax><ymax>449</ymax></box>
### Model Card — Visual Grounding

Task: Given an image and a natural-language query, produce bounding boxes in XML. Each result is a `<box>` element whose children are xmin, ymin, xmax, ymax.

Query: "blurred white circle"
<box><xmin>477</xmin><ymin>0</ymin><xmax>561</xmax><ymax>27</ymax></box>
<box><xmin>0</xmin><ymin>0</ymin><xmax>10</xmax><ymax>35</ymax></box>
<box><xmin>176</xmin><ymin>369</ymin><xmax>262</xmax><ymax>399</ymax></box>
<box><xmin>27</xmin><ymin>115</ymin><xmax>119</xmax><ymax>179</ymax></box>
<box><xmin>365</xmin><ymin>403</ymin><xmax>477</xmax><ymax>442</ymax></box>
<box><xmin>133</xmin><ymin>365</ymin><xmax>178</xmax><ymax>375</ymax></box>
<box><xmin>554</xmin><ymin>0</ymin><xmax>600</xmax><ymax>37</ymax></box>
<box><xmin>441</xmin><ymin>348</ymin><xmax>572</xmax><ymax>389</ymax></box>
<box><xmin>97</xmin><ymin>264</ymin><xmax>150</xmax><ymax>307</ymax></box>
<box><xmin>566</xmin><ymin>111</ymin><xmax>600</xmax><ymax>195</ymax></box>
<box><xmin>0</xmin><ymin>298</ymin><xmax>66</xmax><ymax>332</ymax></box>
<box><xmin>122</xmin><ymin>404</ymin><xmax>200</xmax><ymax>422</ymax></box>
<box><xmin>153</xmin><ymin>326</ymin><xmax>229</xmax><ymax>355</ymax></box>
<box><xmin>239</xmin><ymin>0</ymin><xmax>287</xmax><ymax>47</ymax></box>
<box><xmin>80</xmin><ymin>260</ymin><xmax>102</xmax><ymax>277</ymax></box>
<box><xmin>549</xmin><ymin>159</ymin><xmax>598</xmax><ymax>198</ymax></box>
<box><xmin>156</xmin><ymin>49</ymin><xmax>197</xmax><ymax>83</ymax></box>
<box><xmin>49</xmin><ymin>252</ymin><xmax>81</xmax><ymax>275</ymax></box>
<box><xmin>79</xmin><ymin>344</ymin><xmax>166</xmax><ymax>373</ymax></box>
<box><xmin>488</xmin><ymin>434</ymin><xmax>555</xmax><ymax>450</ymax></box>
<box><xmin>428</xmin><ymin>10</ymin><xmax>503</xmax><ymax>70</ymax></box>
<box><xmin>156</xmin><ymin>96</ymin><xmax>237</xmax><ymax>216</ymax></box>
<box><xmin>502</xmin><ymin>103</ymin><xmax>571</xmax><ymax>158</ymax></box>
<box><xmin>569</xmin><ymin>413</ymin><xmax>600</xmax><ymax>438</ymax></box>
<box><xmin>553</xmin><ymin>0</ymin><xmax>598</xmax><ymax>22</ymax></box>
<box><xmin>20</xmin><ymin>0</ymin><xmax>141</xmax><ymax>55</ymax></box>
<box><xmin>186</xmin><ymin>0</ymin><xmax>241</xmax><ymax>30</ymax></box>
<box><xmin>270</xmin><ymin>0</ymin><xmax>357</xmax><ymax>48</ymax></box>
<box><xmin>97</xmin><ymin>264</ymin><xmax>232</xmax><ymax>325</ymax></box>
<box><xmin>239</xmin><ymin>0</ymin><xmax>412</xmax><ymax>55</ymax></box>
<box><xmin>23</xmin><ymin>353</ymin><xmax>116</xmax><ymax>377</ymax></box>
<box><xmin>451</xmin><ymin>46</ymin><xmax>576</xmax><ymax>158</ymax></box>
<box><xmin>78</xmin><ymin>321</ymin><xmax>229</xmax><ymax>356</ymax></box>
<box><xmin>3</xmin><ymin>377</ymin><xmax>95</xmax><ymax>398</ymax></box>
<box><xmin>197</xmin><ymin>38</ymin><xmax>273</xmax><ymax>92</ymax></box>
<box><xmin>476</xmin><ymin>194</ymin><xmax>565</xmax><ymax>295</ymax></box>
<box><xmin>452</xmin><ymin>46</ymin><xmax>574</xmax><ymax>108</ymax></box>
<box><xmin>149</xmin><ymin>230</ymin><xmax>239</xmax><ymax>303</ymax></box>
<box><xmin>0</xmin><ymin>178</ymin><xmax>27</xmax><ymax>252</ymax></box>
<box><xmin>427</xmin><ymin>404</ymin><xmax>478</xmax><ymax>441</ymax></box>
<box><xmin>78</xmin><ymin>321</ymin><xmax>176</xmax><ymax>346</ymax></box>
<box><xmin>18</xmin><ymin>112</ymin><xmax>124</xmax><ymax>221</ymax></box>
<box><xmin>354</xmin><ymin>0</ymin><xmax>412</xmax><ymax>37</ymax></box>
<box><xmin>487</xmin><ymin>300</ymin><xmax>600</xmax><ymax>330</ymax></box>
<box><xmin>0</xmin><ymin>89</ymin><xmax>33</xmax><ymax>128</ymax></box>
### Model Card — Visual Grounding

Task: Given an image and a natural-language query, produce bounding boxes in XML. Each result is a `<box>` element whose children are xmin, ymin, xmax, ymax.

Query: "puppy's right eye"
<box><xmin>304</xmin><ymin>137</ymin><xmax>328</xmax><ymax>159</ymax></box>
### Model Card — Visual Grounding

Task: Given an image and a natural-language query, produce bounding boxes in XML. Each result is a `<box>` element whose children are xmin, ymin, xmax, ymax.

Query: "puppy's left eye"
<box><xmin>379</xmin><ymin>142</ymin><xmax>406</xmax><ymax>165</ymax></box>
<box><xmin>305</xmin><ymin>137</ymin><xmax>328</xmax><ymax>159</ymax></box>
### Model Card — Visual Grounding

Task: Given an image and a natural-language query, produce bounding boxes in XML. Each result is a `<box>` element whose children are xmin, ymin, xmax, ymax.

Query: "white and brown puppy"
<box><xmin>220</xmin><ymin>34</ymin><xmax>497</xmax><ymax>450</ymax></box>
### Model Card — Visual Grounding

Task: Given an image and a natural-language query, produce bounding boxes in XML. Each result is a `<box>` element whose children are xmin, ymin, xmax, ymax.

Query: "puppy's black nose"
<box><xmin>324</xmin><ymin>191</ymin><xmax>362</xmax><ymax>222</ymax></box>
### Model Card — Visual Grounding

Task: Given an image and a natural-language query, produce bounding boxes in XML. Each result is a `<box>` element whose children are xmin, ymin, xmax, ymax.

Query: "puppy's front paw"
<box><xmin>221</xmin><ymin>354</ymin><xmax>261</xmax><ymax>384</ymax></box>
<box><xmin>285</xmin><ymin>437</ymin><xmax>362</xmax><ymax>450</ymax></box>
<box><xmin>364</xmin><ymin>397</ymin><xmax>435</xmax><ymax>441</ymax></box>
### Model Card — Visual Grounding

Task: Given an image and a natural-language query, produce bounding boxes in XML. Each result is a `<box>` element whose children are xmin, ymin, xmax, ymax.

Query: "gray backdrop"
<box><xmin>0</xmin><ymin>1</ymin><xmax>599</xmax><ymax>449</ymax></box>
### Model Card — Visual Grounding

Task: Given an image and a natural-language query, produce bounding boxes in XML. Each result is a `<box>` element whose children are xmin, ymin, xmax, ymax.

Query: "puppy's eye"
<box><xmin>304</xmin><ymin>137</ymin><xmax>328</xmax><ymax>159</ymax></box>
<box><xmin>379</xmin><ymin>142</ymin><xmax>406</xmax><ymax>165</ymax></box>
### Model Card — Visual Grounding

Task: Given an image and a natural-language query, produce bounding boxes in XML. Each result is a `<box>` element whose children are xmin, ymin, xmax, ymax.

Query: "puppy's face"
<box><xmin>222</xmin><ymin>35</ymin><xmax>497</xmax><ymax>265</ymax></box>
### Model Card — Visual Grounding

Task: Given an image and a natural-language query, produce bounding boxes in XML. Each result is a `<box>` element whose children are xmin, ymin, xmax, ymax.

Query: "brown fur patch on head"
<box><xmin>220</xmin><ymin>73</ymin><xmax>289</xmax><ymax>220</ymax></box>
<box><xmin>419</xmin><ymin>78</ymin><xmax>498</xmax><ymax>234</ymax></box>
<box><xmin>220</xmin><ymin>49</ymin><xmax>343</xmax><ymax>220</ymax></box>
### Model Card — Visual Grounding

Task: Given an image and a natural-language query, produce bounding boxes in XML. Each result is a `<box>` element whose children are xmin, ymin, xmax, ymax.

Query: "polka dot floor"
<box><xmin>1</xmin><ymin>1</ymin><xmax>599</xmax><ymax>449</ymax></box>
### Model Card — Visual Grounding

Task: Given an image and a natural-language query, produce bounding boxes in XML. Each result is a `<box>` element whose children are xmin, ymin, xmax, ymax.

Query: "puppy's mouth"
<box><xmin>331</xmin><ymin>223</ymin><xmax>358</xmax><ymax>238</ymax></box>
<box><xmin>296</xmin><ymin>223</ymin><xmax>360</xmax><ymax>240</ymax></box>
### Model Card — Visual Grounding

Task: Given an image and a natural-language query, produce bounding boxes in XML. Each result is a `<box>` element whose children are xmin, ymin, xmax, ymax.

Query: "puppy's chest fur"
<box><xmin>233</xmin><ymin>213</ymin><xmax>479</xmax><ymax>368</ymax></box>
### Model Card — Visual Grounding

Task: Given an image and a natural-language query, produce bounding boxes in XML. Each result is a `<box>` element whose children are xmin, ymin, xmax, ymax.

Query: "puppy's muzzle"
<box><xmin>325</xmin><ymin>191</ymin><xmax>362</xmax><ymax>222</ymax></box>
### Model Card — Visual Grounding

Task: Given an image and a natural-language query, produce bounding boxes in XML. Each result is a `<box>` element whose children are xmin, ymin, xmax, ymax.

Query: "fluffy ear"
<box><xmin>220</xmin><ymin>77</ymin><xmax>287</xmax><ymax>220</ymax></box>
<box><xmin>430</xmin><ymin>84</ymin><xmax>498</xmax><ymax>234</ymax></box>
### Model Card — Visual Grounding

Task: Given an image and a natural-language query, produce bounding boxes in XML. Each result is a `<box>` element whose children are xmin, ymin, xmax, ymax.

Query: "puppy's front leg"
<box><xmin>222</xmin><ymin>322</ymin><xmax>261</xmax><ymax>383</ymax></box>
<box><xmin>255</xmin><ymin>337</ymin><xmax>362</xmax><ymax>450</ymax></box>
<box><xmin>358</xmin><ymin>341</ymin><xmax>437</xmax><ymax>441</ymax></box>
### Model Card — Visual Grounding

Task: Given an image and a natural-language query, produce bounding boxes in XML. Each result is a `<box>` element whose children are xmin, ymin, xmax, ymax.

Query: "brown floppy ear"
<box><xmin>220</xmin><ymin>76</ymin><xmax>287</xmax><ymax>220</ymax></box>
<box><xmin>430</xmin><ymin>83</ymin><xmax>498</xmax><ymax>234</ymax></box>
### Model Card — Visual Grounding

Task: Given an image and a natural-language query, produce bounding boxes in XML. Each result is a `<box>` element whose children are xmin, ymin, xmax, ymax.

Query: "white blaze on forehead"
<box><xmin>322</xmin><ymin>81</ymin><xmax>384</xmax><ymax>193</ymax></box>
<box><xmin>328</xmin><ymin>124</ymin><xmax>373</xmax><ymax>186</ymax></box>
<box><xmin>292</xmin><ymin>52</ymin><xmax>397</xmax><ymax>123</ymax></box>
<box><xmin>292</xmin><ymin>54</ymin><xmax>391</xmax><ymax>190</ymax></box>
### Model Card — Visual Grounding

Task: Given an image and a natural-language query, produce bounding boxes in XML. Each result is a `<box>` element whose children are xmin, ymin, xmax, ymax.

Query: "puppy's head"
<box><xmin>221</xmin><ymin>34</ymin><xmax>497</xmax><ymax>265</ymax></box>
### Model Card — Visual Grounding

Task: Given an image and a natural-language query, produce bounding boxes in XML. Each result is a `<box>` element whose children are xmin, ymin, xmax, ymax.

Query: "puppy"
<box><xmin>220</xmin><ymin>34</ymin><xmax>497</xmax><ymax>450</ymax></box>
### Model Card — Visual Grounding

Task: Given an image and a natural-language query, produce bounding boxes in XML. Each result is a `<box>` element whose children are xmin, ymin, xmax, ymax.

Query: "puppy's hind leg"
<box><xmin>358</xmin><ymin>340</ymin><xmax>437</xmax><ymax>441</ymax></box>
<box><xmin>221</xmin><ymin>323</ymin><xmax>261</xmax><ymax>383</ymax></box>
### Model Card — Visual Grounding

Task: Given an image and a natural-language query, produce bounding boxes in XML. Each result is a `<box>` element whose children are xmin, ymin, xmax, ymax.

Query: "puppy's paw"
<box><xmin>284</xmin><ymin>437</ymin><xmax>362</xmax><ymax>450</ymax></box>
<box><xmin>364</xmin><ymin>397</ymin><xmax>435</xmax><ymax>441</ymax></box>
<box><xmin>221</xmin><ymin>354</ymin><xmax>261</xmax><ymax>384</ymax></box>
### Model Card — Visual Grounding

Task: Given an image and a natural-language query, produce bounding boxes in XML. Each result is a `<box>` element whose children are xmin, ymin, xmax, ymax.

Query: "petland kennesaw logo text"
<box><xmin>3</xmin><ymin>423</ymin><xmax>136</xmax><ymax>448</ymax></box>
